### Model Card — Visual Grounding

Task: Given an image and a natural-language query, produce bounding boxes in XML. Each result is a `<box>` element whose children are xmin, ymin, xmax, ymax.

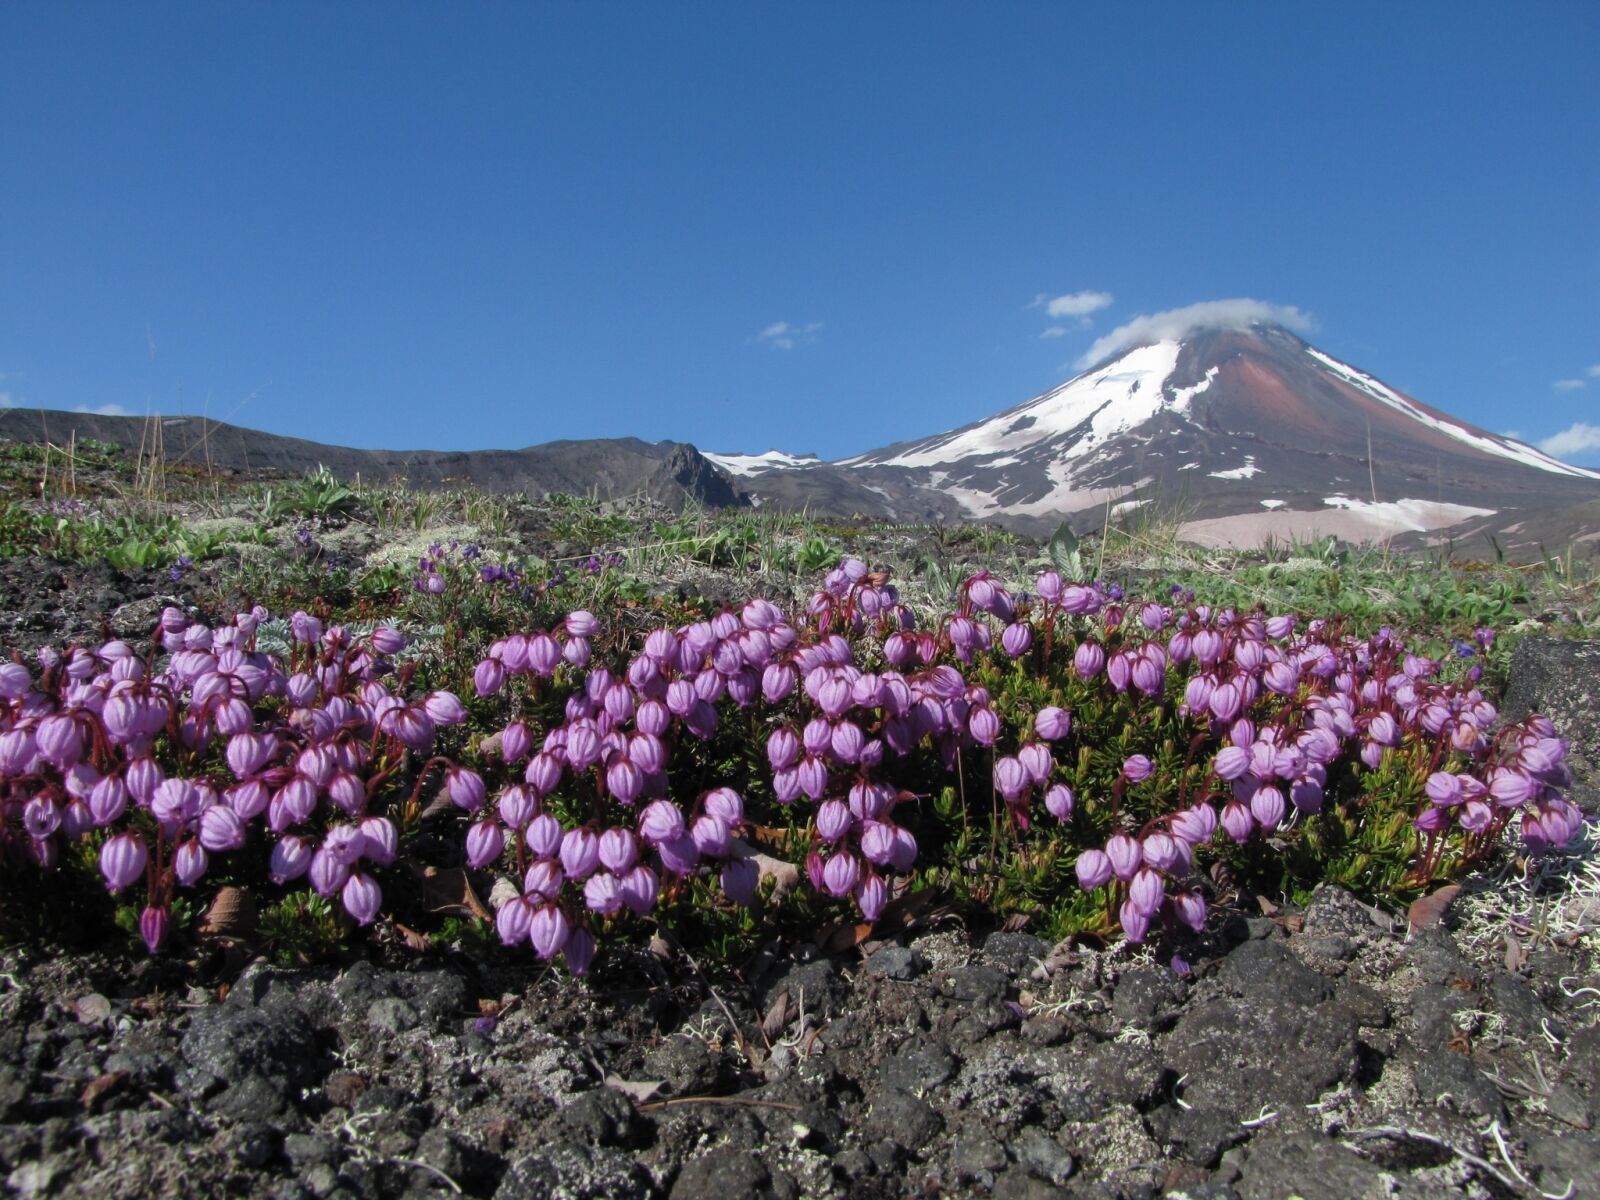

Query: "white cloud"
<box><xmin>1039</xmin><ymin>326</ymin><xmax>1069</xmax><ymax>339</ymax></box>
<box><xmin>73</xmin><ymin>403</ymin><xmax>132</xmax><ymax>416</ymax></box>
<box><xmin>1552</xmin><ymin>378</ymin><xmax>1587</xmax><ymax>392</ymax></box>
<box><xmin>754</xmin><ymin>320</ymin><xmax>822</xmax><ymax>351</ymax></box>
<box><xmin>1537</xmin><ymin>422</ymin><xmax>1600</xmax><ymax>460</ymax></box>
<box><xmin>1076</xmin><ymin>299</ymin><xmax>1314</xmax><ymax>368</ymax></box>
<box><xmin>1041</xmin><ymin>290</ymin><xmax>1113</xmax><ymax>320</ymax></box>
<box><xmin>0</xmin><ymin>391</ymin><xmax>14</xmax><ymax>409</ymax></box>
<box><xmin>1589</xmin><ymin>364</ymin><xmax>1600</xmax><ymax>378</ymax></box>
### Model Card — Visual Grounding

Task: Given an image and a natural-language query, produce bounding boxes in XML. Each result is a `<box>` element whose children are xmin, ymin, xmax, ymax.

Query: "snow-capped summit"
<box><xmin>732</xmin><ymin>322</ymin><xmax>1600</xmax><ymax>549</ymax></box>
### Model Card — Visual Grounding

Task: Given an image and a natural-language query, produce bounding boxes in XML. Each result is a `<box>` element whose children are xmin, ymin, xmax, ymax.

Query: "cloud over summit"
<box><xmin>1076</xmin><ymin>299</ymin><xmax>1314</xmax><ymax>369</ymax></box>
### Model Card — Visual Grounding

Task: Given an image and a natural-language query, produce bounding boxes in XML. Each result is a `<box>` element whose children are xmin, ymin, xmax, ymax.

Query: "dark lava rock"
<box><xmin>1215</xmin><ymin>939</ymin><xmax>1330</xmax><ymax>1007</ymax></box>
<box><xmin>980</xmin><ymin>931</ymin><xmax>1051</xmax><ymax>977</ymax></box>
<box><xmin>1400</xmin><ymin>925</ymin><xmax>1479</xmax><ymax>987</ymax></box>
<box><xmin>863</xmin><ymin>945</ymin><xmax>928</xmax><ymax>981</ymax></box>
<box><xmin>537</xmin><ymin>1086</ymin><xmax>640</xmax><ymax>1148</ymax></box>
<box><xmin>1411</xmin><ymin>1049</ymin><xmax>1506</xmax><ymax>1122</ymax></box>
<box><xmin>863</xmin><ymin>1087</ymin><xmax>942</xmax><ymax>1151</ymax></box>
<box><xmin>878</xmin><ymin>1037</ymin><xmax>956</xmax><ymax>1094</ymax></box>
<box><xmin>1112</xmin><ymin>964</ymin><xmax>1185</xmax><ymax>1027</ymax></box>
<box><xmin>1408</xmin><ymin>984</ymin><xmax>1477</xmax><ymax>1048</ymax></box>
<box><xmin>669</xmin><ymin>1146</ymin><xmax>796</xmax><ymax>1200</ymax></box>
<box><xmin>941</xmin><ymin>963</ymin><xmax>1008</xmax><ymax>1005</ymax></box>
<box><xmin>1301</xmin><ymin>883</ymin><xmax>1394</xmax><ymax>939</ymax></box>
<box><xmin>1236</xmin><ymin>1132</ymin><xmax>1434</xmax><ymax>1200</ymax></box>
<box><xmin>1501</xmin><ymin>637</ymin><xmax>1600</xmax><ymax>812</ymax></box>
<box><xmin>495</xmin><ymin>1142</ymin><xmax>655</xmax><ymax>1200</ymax></box>
<box><xmin>1145</xmin><ymin>1103</ymin><xmax>1243</xmax><ymax>1167</ymax></box>
<box><xmin>1012</xmin><ymin>1125</ymin><xmax>1076</xmax><ymax>1184</ymax></box>
<box><xmin>178</xmin><ymin>1003</ymin><xmax>322</xmax><ymax>1122</ymax></box>
<box><xmin>1524</xmin><ymin>1130</ymin><xmax>1600</xmax><ymax>1197</ymax></box>
<box><xmin>642</xmin><ymin>1035</ymin><xmax>736</xmax><ymax>1096</ymax></box>
<box><xmin>1166</xmin><ymin>940</ymin><xmax>1359</xmax><ymax>1120</ymax></box>
<box><xmin>757</xmin><ymin>957</ymin><xmax>849</xmax><ymax>1018</ymax></box>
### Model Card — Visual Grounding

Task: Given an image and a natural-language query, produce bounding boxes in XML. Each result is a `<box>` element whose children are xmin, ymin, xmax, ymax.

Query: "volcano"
<box><xmin>713</xmin><ymin>324</ymin><xmax>1600</xmax><ymax>551</ymax></box>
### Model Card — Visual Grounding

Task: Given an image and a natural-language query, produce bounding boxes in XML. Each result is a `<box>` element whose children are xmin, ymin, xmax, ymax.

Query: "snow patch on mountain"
<box><xmin>704</xmin><ymin>450</ymin><xmax>820</xmax><ymax>477</ymax></box>
<box><xmin>1305</xmin><ymin>349</ymin><xmax>1600</xmax><ymax>479</ymax></box>
<box><xmin>1209</xmin><ymin>457</ymin><xmax>1261</xmax><ymax>480</ymax></box>
<box><xmin>1321</xmin><ymin>494</ymin><xmax>1495</xmax><ymax>532</ymax></box>
<box><xmin>847</xmin><ymin>341</ymin><xmax>1186</xmax><ymax>469</ymax></box>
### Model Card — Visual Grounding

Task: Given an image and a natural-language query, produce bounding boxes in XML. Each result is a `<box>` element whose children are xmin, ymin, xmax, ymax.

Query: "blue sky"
<box><xmin>2</xmin><ymin>4</ymin><xmax>1597</xmax><ymax>464</ymax></box>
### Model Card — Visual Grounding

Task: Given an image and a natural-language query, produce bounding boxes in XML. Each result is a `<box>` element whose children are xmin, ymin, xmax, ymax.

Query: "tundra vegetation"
<box><xmin>1</xmin><ymin>434</ymin><xmax>1595</xmax><ymax>972</ymax></box>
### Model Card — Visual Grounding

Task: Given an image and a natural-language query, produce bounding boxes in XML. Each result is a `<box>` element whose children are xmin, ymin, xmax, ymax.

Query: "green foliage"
<box><xmin>259</xmin><ymin>892</ymin><xmax>348</xmax><ymax>964</ymax></box>
<box><xmin>289</xmin><ymin>465</ymin><xmax>358</xmax><ymax>518</ymax></box>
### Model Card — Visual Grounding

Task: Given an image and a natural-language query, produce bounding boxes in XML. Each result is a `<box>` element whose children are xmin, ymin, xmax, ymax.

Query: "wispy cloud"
<box><xmin>73</xmin><ymin>403</ymin><xmax>132</xmax><ymax>416</ymax></box>
<box><xmin>0</xmin><ymin>391</ymin><xmax>14</xmax><ymax>409</ymax></box>
<box><xmin>1553</xmin><ymin>378</ymin><xmax>1587</xmax><ymax>392</ymax></box>
<box><xmin>1537</xmin><ymin>422</ymin><xmax>1600</xmax><ymax>460</ymax></box>
<box><xmin>754</xmin><ymin>320</ymin><xmax>823</xmax><ymax>351</ymax></box>
<box><xmin>1037</xmin><ymin>290</ymin><xmax>1113</xmax><ymax>319</ymax></box>
<box><xmin>1076</xmin><ymin>298</ymin><xmax>1314</xmax><ymax>368</ymax></box>
<box><xmin>1590</xmin><ymin>364</ymin><xmax>1600</xmax><ymax>378</ymax></box>
<box><xmin>1031</xmin><ymin>290</ymin><xmax>1113</xmax><ymax>338</ymax></box>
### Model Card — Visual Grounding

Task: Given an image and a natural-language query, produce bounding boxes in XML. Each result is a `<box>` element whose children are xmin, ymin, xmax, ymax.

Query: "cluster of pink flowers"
<box><xmin>0</xmin><ymin>606</ymin><xmax>462</xmax><ymax>950</ymax></box>
<box><xmin>0</xmin><ymin>556</ymin><xmax>1583</xmax><ymax>973</ymax></box>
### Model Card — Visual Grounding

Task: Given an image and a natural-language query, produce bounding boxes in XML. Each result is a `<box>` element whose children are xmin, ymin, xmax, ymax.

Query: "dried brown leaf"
<box><xmin>604</xmin><ymin>1075</ymin><xmax>666</xmax><ymax>1105</ymax></box>
<box><xmin>196</xmin><ymin>886</ymin><xmax>257</xmax><ymax>942</ymax></box>
<box><xmin>1408</xmin><ymin>884</ymin><xmax>1463</xmax><ymax>932</ymax></box>
<box><xmin>393</xmin><ymin>922</ymin><xmax>431</xmax><ymax>953</ymax></box>
<box><xmin>80</xmin><ymin>1071</ymin><xmax>126</xmax><ymax>1112</ymax></box>
<box><xmin>72</xmin><ymin>994</ymin><xmax>111</xmax><ymax>1025</ymax></box>
<box><xmin>422</xmin><ymin>867</ymin><xmax>494</xmax><ymax>921</ymax></box>
<box><xmin>760</xmin><ymin>989</ymin><xmax>794</xmax><ymax>1043</ymax></box>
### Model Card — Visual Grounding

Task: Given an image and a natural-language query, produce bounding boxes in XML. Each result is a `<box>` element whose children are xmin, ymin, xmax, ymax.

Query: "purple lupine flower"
<box><xmin>564</xmin><ymin>927</ymin><xmax>596</xmax><ymax>976</ymax></box>
<box><xmin>821</xmin><ymin>851</ymin><xmax>860</xmax><ymax>898</ymax></box>
<box><xmin>139</xmin><ymin>906</ymin><xmax>170</xmax><ymax>954</ymax></box>
<box><xmin>1220</xmin><ymin>800</ymin><xmax>1255</xmax><ymax>844</ymax></box>
<box><xmin>994</xmin><ymin>756</ymin><xmax>1029</xmax><ymax>802</ymax></box>
<box><xmin>1105</xmin><ymin>834</ymin><xmax>1141</xmax><ymax>881</ymax></box>
<box><xmin>342</xmin><ymin>873</ymin><xmax>382</xmax><ymax>925</ymax></box>
<box><xmin>560</xmin><ymin>827</ymin><xmax>601</xmax><ymax>878</ymax></box>
<box><xmin>1018</xmin><ymin>743</ymin><xmax>1053</xmax><ymax>785</ymax></box>
<box><xmin>99</xmin><ymin>833</ymin><xmax>147</xmax><ymax>893</ymax></box>
<box><xmin>1073</xmin><ymin>641</ymin><xmax>1105</xmax><ymax>679</ymax></box>
<box><xmin>466</xmin><ymin>819</ymin><xmax>505</xmax><ymax>869</ymax></box>
<box><xmin>1121</xmin><ymin>755</ymin><xmax>1153</xmax><ymax>784</ymax></box>
<box><xmin>1045</xmin><ymin>784</ymin><xmax>1074</xmax><ymax>821</ymax></box>
<box><xmin>721</xmin><ymin>858</ymin><xmax>760</xmax><ymax>905</ymax></box>
<box><xmin>1118</xmin><ymin>900</ymin><xmax>1151</xmax><ymax>943</ymax></box>
<box><xmin>1127</xmin><ymin>868</ymin><xmax>1165</xmax><ymax>917</ymax></box>
<box><xmin>967</xmin><ymin>706</ymin><xmax>1001</xmax><ymax>746</ymax></box>
<box><xmin>1172</xmin><ymin>891</ymin><xmax>1207</xmax><ymax>932</ymax></box>
<box><xmin>529</xmin><ymin>905</ymin><xmax>570</xmax><ymax>960</ymax></box>
<box><xmin>496</xmin><ymin>897</ymin><xmax>533</xmax><ymax>946</ymax></box>
<box><xmin>1034</xmin><ymin>706</ymin><xmax>1071</xmax><ymax>741</ymax></box>
<box><xmin>1000</xmin><ymin>623</ymin><xmax>1033</xmax><ymax>658</ymax></box>
<box><xmin>1250</xmin><ymin>784</ymin><xmax>1286</xmax><ymax>829</ymax></box>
